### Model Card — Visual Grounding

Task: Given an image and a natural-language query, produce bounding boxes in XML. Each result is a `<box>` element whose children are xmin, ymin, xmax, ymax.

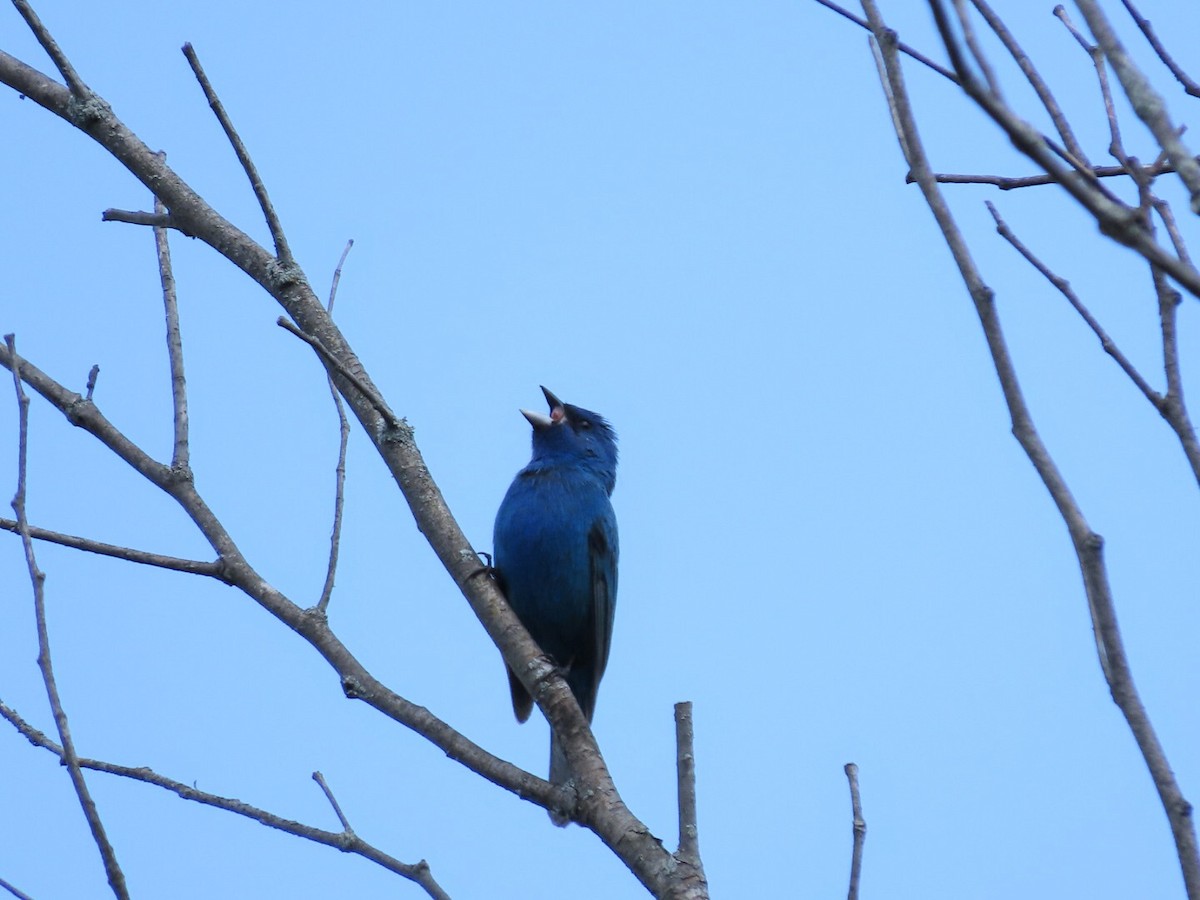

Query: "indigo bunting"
<box><xmin>493</xmin><ymin>387</ymin><xmax>619</xmax><ymax>823</ymax></box>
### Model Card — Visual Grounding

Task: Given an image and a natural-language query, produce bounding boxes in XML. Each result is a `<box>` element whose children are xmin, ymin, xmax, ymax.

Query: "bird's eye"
<box><xmin>578</xmin><ymin>420</ymin><xmax>591</xmax><ymax>429</ymax></box>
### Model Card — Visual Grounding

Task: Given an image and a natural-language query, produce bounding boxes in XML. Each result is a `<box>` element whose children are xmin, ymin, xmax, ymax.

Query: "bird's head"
<box><xmin>523</xmin><ymin>386</ymin><xmax>618</xmax><ymax>490</ymax></box>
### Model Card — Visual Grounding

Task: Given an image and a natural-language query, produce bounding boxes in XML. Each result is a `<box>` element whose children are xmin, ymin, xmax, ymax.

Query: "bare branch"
<box><xmin>924</xmin><ymin>157</ymin><xmax>1185</xmax><ymax>189</ymax></box>
<box><xmin>0</xmin><ymin>700</ymin><xmax>450</xmax><ymax>900</ymax></box>
<box><xmin>10</xmin><ymin>0</ymin><xmax>88</xmax><ymax>97</ymax></box>
<box><xmin>318</xmin><ymin>240</ymin><xmax>354</xmax><ymax>613</ymax></box>
<box><xmin>970</xmin><ymin>0</ymin><xmax>1090</xmax><ymax>166</ymax></box>
<box><xmin>152</xmin><ymin>160</ymin><xmax>190</xmax><ymax>473</ymax></box>
<box><xmin>844</xmin><ymin>763</ymin><xmax>865</xmax><ymax>900</ymax></box>
<box><xmin>812</xmin><ymin>0</ymin><xmax>959</xmax><ymax>83</ymax></box>
<box><xmin>674</xmin><ymin>702</ymin><xmax>701</xmax><ymax>865</ymax></box>
<box><xmin>6</xmin><ymin>334</ymin><xmax>129</xmax><ymax>900</ymax></box>
<box><xmin>1075</xmin><ymin>0</ymin><xmax>1200</xmax><ymax>214</ymax></box>
<box><xmin>867</xmin><ymin>5</ymin><xmax>1200</xmax><ymax>895</ymax></box>
<box><xmin>1120</xmin><ymin>0</ymin><xmax>1200</xmax><ymax>98</ymax></box>
<box><xmin>0</xmin><ymin>517</ymin><xmax>227</xmax><ymax>580</ymax></box>
<box><xmin>101</xmin><ymin>208</ymin><xmax>183</xmax><ymax>231</ymax></box>
<box><xmin>312</xmin><ymin>771</ymin><xmax>354</xmax><ymax>834</ymax></box>
<box><xmin>181</xmin><ymin>43</ymin><xmax>293</xmax><ymax>266</ymax></box>
<box><xmin>916</xmin><ymin>0</ymin><xmax>1200</xmax><ymax>298</ymax></box>
<box><xmin>1154</xmin><ymin>194</ymin><xmax>1195</xmax><ymax>267</ymax></box>
<box><xmin>984</xmin><ymin>201</ymin><xmax>1163</xmax><ymax>409</ymax></box>
<box><xmin>0</xmin><ymin>340</ymin><xmax>567</xmax><ymax>839</ymax></box>
<box><xmin>952</xmin><ymin>0</ymin><xmax>1003</xmax><ymax>99</ymax></box>
<box><xmin>1151</xmin><ymin>266</ymin><xmax>1200</xmax><ymax>488</ymax></box>
<box><xmin>0</xmin><ymin>877</ymin><xmax>34</xmax><ymax>900</ymax></box>
<box><xmin>276</xmin><ymin>316</ymin><xmax>399</xmax><ymax>431</ymax></box>
<box><xmin>0</xmin><ymin>25</ymin><xmax>702</xmax><ymax>894</ymax></box>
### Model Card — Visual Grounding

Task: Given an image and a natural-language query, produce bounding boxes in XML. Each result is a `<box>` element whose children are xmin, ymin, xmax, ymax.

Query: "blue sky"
<box><xmin>2</xmin><ymin>2</ymin><xmax>1198</xmax><ymax>897</ymax></box>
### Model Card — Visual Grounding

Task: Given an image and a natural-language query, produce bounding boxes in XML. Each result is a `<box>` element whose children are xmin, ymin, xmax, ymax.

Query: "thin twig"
<box><xmin>0</xmin><ymin>701</ymin><xmax>451</xmax><ymax>900</ymax></box>
<box><xmin>1120</xmin><ymin>0</ymin><xmax>1200</xmax><ymax>98</ymax></box>
<box><xmin>1152</xmin><ymin>266</ymin><xmax>1200</xmax><ymax>488</ymax></box>
<box><xmin>925</xmin><ymin>158</ymin><xmax>1184</xmax><ymax>189</ymax></box>
<box><xmin>1153</xmin><ymin>196</ymin><xmax>1194</xmax><ymax>268</ymax></box>
<box><xmin>85</xmin><ymin>364</ymin><xmax>99</xmax><ymax>400</ymax></box>
<box><xmin>0</xmin><ymin>877</ymin><xmax>34</xmax><ymax>900</ymax></box>
<box><xmin>1075</xmin><ymin>0</ymin><xmax>1200</xmax><ymax>214</ymax></box>
<box><xmin>919</xmin><ymin>0</ymin><xmax>1200</xmax><ymax>299</ymax></box>
<box><xmin>811</xmin><ymin>0</ymin><xmax>959</xmax><ymax>83</ymax></box>
<box><xmin>971</xmin><ymin>0</ymin><xmax>1089</xmax><ymax>167</ymax></box>
<box><xmin>181</xmin><ymin>43</ymin><xmax>293</xmax><ymax>265</ymax></box>
<box><xmin>276</xmin><ymin>317</ymin><xmax>399</xmax><ymax>429</ymax></box>
<box><xmin>101</xmin><ymin>208</ymin><xmax>185</xmax><ymax>232</ymax></box>
<box><xmin>153</xmin><ymin>157</ymin><xmax>190</xmax><ymax>472</ymax></box>
<box><xmin>984</xmin><ymin>202</ymin><xmax>1162</xmax><ymax>409</ymax></box>
<box><xmin>844</xmin><ymin>763</ymin><xmax>865</xmax><ymax>900</ymax></box>
<box><xmin>318</xmin><ymin>240</ymin><xmax>354</xmax><ymax>613</ymax></box>
<box><xmin>6</xmin><ymin>334</ymin><xmax>129</xmax><ymax>900</ymax></box>
<box><xmin>0</xmin><ymin>517</ymin><xmax>227</xmax><ymax>580</ymax></box>
<box><xmin>1053</xmin><ymin>14</ymin><xmax>1200</xmax><ymax>496</ymax></box>
<box><xmin>0</xmin><ymin>339</ymin><xmax>561</xmax><ymax>835</ymax></box>
<box><xmin>1054</xmin><ymin>6</ymin><xmax>1130</xmax><ymax>176</ymax></box>
<box><xmin>952</xmin><ymin>0</ymin><xmax>1003</xmax><ymax>98</ymax></box>
<box><xmin>10</xmin><ymin>0</ymin><xmax>88</xmax><ymax>97</ymax></box>
<box><xmin>674</xmin><ymin>702</ymin><xmax>702</xmax><ymax>866</ymax></box>
<box><xmin>869</xmin><ymin>5</ymin><xmax>1200</xmax><ymax>896</ymax></box>
<box><xmin>313</xmin><ymin>771</ymin><xmax>355</xmax><ymax>834</ymax></box>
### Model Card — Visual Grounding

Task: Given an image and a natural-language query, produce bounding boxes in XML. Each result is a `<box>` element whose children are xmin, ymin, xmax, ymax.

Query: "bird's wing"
<box><xmin>586</xmin><ymin>507</ymin><xmax>619</xmax><ymax>719</ymax></box>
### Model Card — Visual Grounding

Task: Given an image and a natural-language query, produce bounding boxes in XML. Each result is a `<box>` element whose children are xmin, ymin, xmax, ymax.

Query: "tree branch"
<box><xmin>317</xmin><ymin>240</ymin><xmax>354</xmax><ymax>613</ymax></box>
<box><xmin>11</xmin><ymin>0</ymin><xmax>88</xmax><ymax>97</ymax></box>
<box><xmin>153</xmin><ymin>163</ymin><xmax>190</xmax><ymax>473</ymax></box>
<box><xmin>0</xmin><ymin>700</ymin><xmax>451</xmax><ymax>900</ymax></box>
<box><xmin>844</xmin><ymin>762</ymin><xmax>865</xmax><ymax>900</ymax></box>
<box><xmin>181</xmin><ymin>43</ymin><xmax>293</xmax><ymax>266</ymax></box>
<box><xmin>915</xmin><ymin>0</ymin><xmax>1200</xmax><ymax>298</ymax></box>
<box><xmin>1075</xmin><ymin>0</ymin><xmax>1200</xmax><ymax>214</ymax></box>
<box><xmin>969</xmin><ymin>0</ymin><xmax>1089</xmax><ymax>167</ymax></box>
<box><xmin>6</xmin><ymin>334</ymin><xmax>129</xmax><ymax>900</ymax></box>
<box><xmin>0</xmin><ymin>876</ymin><xmax>34</xmax><ymax>900</ymax></box>
<box><xmin>0</xmin><ymin>12</ymin><xmax>700</xmax><ymax>894</ymax></box>
<box><xmin>0</xmin><ymin>516</ymin><xmax>227</xmax><ymax>580</ymax></box>
<box><xmin>674</xmin><ymin>702</ymin><xmax>701</xmax><ymax>866</ymax></box>
<box><xmin>984</xmin><ymin>201</ymin><xmax>1163</xmax><ymax>411</ymax></box>
<box><xmin>1120</xmin><ymin>0</ymin><xmax>1200</xmax><ymax>99</ymax></box>
<box><xmin>866</xmin><ymin>4</ymin><xmax>1200</xmax><ymax>896</ymax></box>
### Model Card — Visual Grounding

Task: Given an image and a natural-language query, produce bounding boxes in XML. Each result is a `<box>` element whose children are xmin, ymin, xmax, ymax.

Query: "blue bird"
<box><xmin>493</xmin><ymin>387</ymin><xmax>619</xmax><ymax>823</ymax></box>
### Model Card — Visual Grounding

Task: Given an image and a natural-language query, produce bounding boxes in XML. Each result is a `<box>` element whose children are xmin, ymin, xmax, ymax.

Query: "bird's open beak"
<box><xmin>521</xmin><ymin>386</ymin><xmax>566</xmax><ymax>429</ymax></box>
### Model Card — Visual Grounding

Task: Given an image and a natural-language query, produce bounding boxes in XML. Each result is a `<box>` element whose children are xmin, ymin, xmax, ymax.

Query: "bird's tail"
<box><xmin>548</xmin><ymin>732</ymin><xmax>570</xmax><ymax>827</ymax></box>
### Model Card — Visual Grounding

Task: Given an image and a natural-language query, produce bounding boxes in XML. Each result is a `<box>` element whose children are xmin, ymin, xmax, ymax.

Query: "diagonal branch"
<box><xmin>6</xmin><ymin>335</ymin><xmax>129</xmax><ymax>900</ymax></box>
<box><xmin>1074</xmin><ymin>0</ymin><xmax>1200</xmax><ymax>214</ymax></box>
<box><xmin>181</xmin><ymin>43</ymin><xmax>293</xmax><ymax>266</ymax></box>
<box><xmin>153</xmin><ymin>164</ymin><xmax>190</xmax><ymax>472</ymax></box>
<box><xmin>969</xmin><ymin>0</ymin><xmax>1090</xmax><ymax>167</ymax></box>
<box><xmin>0</xmin><ymin>516</ymin><xmax>227</xmax><ymax>579</ymax></box>
<box><xmin>0</xmin><ymin>877</ymin><xmax>34</xmax><ymax>900</ymax></box>
<box><xmin>317</xmin><ymin>240</ymin><xmax>354</xmax><ymax>613</ymax></box>
<box><xmin>865</xmin><ymin>5</ymin><xmax>1200</xmax><ymax>897</ymax></box>
<box><xmin>812</xmin><ymin>0</ymin><xmax>958</xmax><ymax>82</ymax></box>
<box><xmin>0</xmin><ymin>13</ymin><xmax>699</xmax><ymax>894</ymax></box>
<box><xmin>984</xmin><ymin>201</ymin><xmax>1163</xmax><ymax>409</ymax></box>
<box><xmin>1119</xmin><ymin>0</ymin><xmax>1200</xmax><ymax>99</ymax></box>
<box><xmin>11</xmin><ymin>0</ymin><xmax>87</xmax><ymax>97</ymax></box>
<box><xmin>0</xmin><ymin>700</ymin><xmax>451</xmax><ymax>900</ymax></box>
<box><xmin>918</xmin><ymin>0</ymin><xmax>1200</xmax><ymax>298</ymax></box>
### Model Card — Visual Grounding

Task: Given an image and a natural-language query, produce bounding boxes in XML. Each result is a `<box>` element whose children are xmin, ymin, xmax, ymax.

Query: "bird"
<box><xmin>492</xmin><ymin>386</ymin><xmax>619</xmax><ymax>824</ymax></box>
